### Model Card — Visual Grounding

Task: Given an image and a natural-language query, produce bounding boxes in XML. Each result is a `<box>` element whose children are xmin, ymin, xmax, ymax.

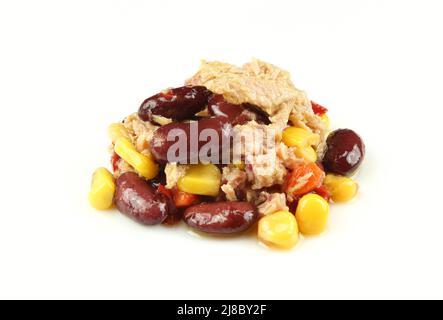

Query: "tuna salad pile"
<box><xmin>88</xmin><ymin>59</ymin><xmax>365</xmax><ymax>250</ymax></box>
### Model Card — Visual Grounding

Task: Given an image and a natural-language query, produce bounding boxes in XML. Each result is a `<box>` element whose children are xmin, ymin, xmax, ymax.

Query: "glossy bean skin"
<box><xmin>208</xmin><ymin>94</ymin><xmax>270</xmax><ymax>125</ymax></box>
<box><xmin>115</xmin><ymin>172</ymin><xmax>172</xmax><ymax>225</ymax></box>
<box><xmin>183</xmin><ymin>202</ymin><xmax>258</xmax><ymax>234</ymax></box>
<box><xmin>322</xmin><ymin>129</ymin><xmax>365</xmax><ymax>176</ymax></box>
<box><xmin>242</xmin><ymin>103</ymin><xmax>271</xmax><ymax>125</ymax></box>
<box><xmin>149</xmin><ymin>169</ymin><xmax>167</xmax><ymax>189</ymax></box>
<box><xmin>150</xmin><ymin>117</ymin><xmax>232</xmax><ymax>164</ymax></box>
<box><xmin>138</xmin><ymin>86</ymin><xmax>211</xmax><ymax>122</ymax></box>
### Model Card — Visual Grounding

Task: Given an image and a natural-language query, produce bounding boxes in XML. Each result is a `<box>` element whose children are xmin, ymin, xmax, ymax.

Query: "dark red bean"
<box><xmin>149</xmin><ymin>169</ymin><xmax>167</xmax><ymax>189</ymax></box>
<box><xmin>150</xmin><ymin>117</ymin><xmax>232</xmax><ymax>164</ymax></box>
<box><xmin>322</xmin><ymin>129</ymin><xmax>365</xmax><ymax>176</ymax></box>
<box><xmin>183</xmin><ymin>202</ymin><xmax>258</xmax><ymax>234</ymax></box>
<box><xmin>208</xmin><ymin>94</ymin><xmax>270</xmax><ymax>125</ymax></box>
<box><xmin>153</xmin><ymin>182</ymin><xmax>182</xmax><ymax>224</ymax></box>
<box><xmin>242</xmin><ymin>103</ymin><xmax>271</xmax><ymax>125</ymax></box>
<box><xmin>115</xmin><ymin>172</ymin><xmax>171</xmax><ymax>225</ymax></box>
<box><xmin>208</xmin><ymin>94</ymin><xmax>242</xmax><ymax>120</ymax></box>
<box><xmin>138</xmin><ymin>86</ymin><xmax>211</xmax><ymax>122</ymax></box>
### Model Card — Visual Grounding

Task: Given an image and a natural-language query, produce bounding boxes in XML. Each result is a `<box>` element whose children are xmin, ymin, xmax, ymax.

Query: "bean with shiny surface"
<box><xmin>183</xmin><ymin>202</ymin><xmax>258</xmax><ymax>234</ymax></box>
<box><xmin>150</xmin><ymin>117</ymin><xmax>232</xmax><ymax>164</ymax></box>
<box><xmin>208</xmin><ymin>94</ymin><xmax>270</xmax><ymax>125</ymax></box>
<box><xmin>322</xmin><ymin>129</ymin><xmax>365</xmax><ymax>176</ymax></box>
<box><xmin>115</xmin><ymin>172</ymin><xmax>171</xmax><ymax>225</ymax></box>
<box><xmin>138</xmin><ymin>86</ymin><xmax>211</xmax><ymax>122</ymax></box>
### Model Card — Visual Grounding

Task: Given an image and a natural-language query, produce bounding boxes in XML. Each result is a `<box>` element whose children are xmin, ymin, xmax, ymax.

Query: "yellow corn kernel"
<box><xmin>320</xmin><ymin>114</ymin><xmax>330</xmax><ymax>129</ymax></box>
<box><xmin>282</xmin><ymin>127</ymin><xmax>320</xmax><ymax>149</ymax></box>
<box><xmin>324</xmin><ymin>174</ymin><xmax>358</xmax><ymax>203</ymax></box>
<box><xmin>258</xmin><ymin>211</ymin><xmax>299</xmax><ymax>249</ymax></box>
<box><xmin>88</xmin><ymin>168</ymin><xmax>116</xmax><ymax>210</ymax></box>
<box><xmin>114</xmin><ymin>137</ymin><xmax>159</xmax><ymax>180</ymax></box>
<box><xmin>296</xmin><ymin>194</ymin><xmax>330</xmax><ymax>236</ymax></box>
<box><xmin>108</xmin><ymin>123</ymin><xmax>130</xmax><ymax>143</ymax></box>
<box><xmin>233</xmin><ymin>161</ymin><xmax>246</xmax><ymax>171</ymax></box>
<box><xmin>295</xmin><ymin>146</ymin><xmax>318</xmax><ymax>163</ymax></box>
<box><xmin>178</xmin><ymin>164</ymin><xmax>221</xmax><ymax>197</ymax></box>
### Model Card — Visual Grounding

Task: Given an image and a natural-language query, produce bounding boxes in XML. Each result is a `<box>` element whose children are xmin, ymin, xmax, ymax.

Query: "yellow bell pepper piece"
<box><xmin>324</xmin><ymin>174</ymin><xmax>358</xmax><ymax>203</ymax></box>
<box><xmin>114</xmin><ymin>137</ymin><xmax>159</xmax><ymax>180</ymax></box>
<box><xmin>258</xmin><ymin>211</ymin><xmax>299</xmax><ymax>249</ymax></box>
<box><xmin>178</xmin><ymin>164</ymin><xmax>221</xmax><ymax>197</ymax></box>
<box><xmin>108</xmin><ymin>123</ymin><xmax>130</xmax><ymax>143</ymax></box>
<box><xmin>88</xmin><ymin>168</ymin><xmax>116</xmax><ymax>210</ymax></box>
<box><xmin>296</xmin><ymin>194</ymin><xmax>330</xmax><ymax>236</ymax></box>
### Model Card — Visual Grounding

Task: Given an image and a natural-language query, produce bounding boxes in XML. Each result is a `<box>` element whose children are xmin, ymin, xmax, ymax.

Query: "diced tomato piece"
<box><xmin>287</xmin><ymin>186</ymin><xmax>331</xmax><ymax>213</ymax></box>
<box><xmin>158</xmin><ymin>184</ymin><xmax>173</xmax><ymax>198</ymax></box>
<box><xmin>284</xmin><ymin>162</ymin><xmax>325</xmax><ymax>201</ymax></box>
<box><xmin>314</xmin><ymin>185</ymin><xmax>332</xmax><ymax>202</ymax></box>
<box><xmin>159</xmin><ymin>90</ymin><xmax>176</xmax><ymax>101</ymax></box>
<box><xmin>173</xmin><ymin>189</ymin><xmax>200</xmax><ymax>208</ymax></box>
<box><xmin>111</xmin><ymin>152</ymin><xmax>120</xmax><ymax>172</ymax></box>
<box><xmin>311</xmin><ymin>101</ymin><xmax>328</xmax><ymax>115</ymax></box>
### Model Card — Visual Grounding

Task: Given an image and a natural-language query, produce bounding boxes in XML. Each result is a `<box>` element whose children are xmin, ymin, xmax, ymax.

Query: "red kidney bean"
<box><xmin>208</xmin><ymin>94</ymin><xmax>270</xmax><ymax>125</ymax></box>
<box><xmin>208</xmin><ymin>94</ymin><xmax>241</xmax><ymax>119</ymax></box>
<box><xmin>322</xmin><ymin>129</ymin><xmax>365</xmax><ymax>176</ymax></box>
<box><xmin>183</xmin><ymin>202</ymin><xmax>258</xmax><ymax>234</ymax></box>
<box><xmin>149</xmin><ymin>169</ymin><xmax>167</xmax><ymax>189</ymax></box>
<box><xmin>242</xmin><ymin>103</ymin><xmax>271</xmax><ymax>125</ymax></box>
<box><xmin>138</xmin><ymin>86</ymin><xmax>211</xmax><ymax>122</ymax></box>
<box><xmin>150</xmin><ymin>117</ymin><xmax>232</xmax><ymax>164</ymax></box>
<box><xmin>115</xmin><ymin>172</ymin><xmax>173</xmax><ymax>225</ymax></box>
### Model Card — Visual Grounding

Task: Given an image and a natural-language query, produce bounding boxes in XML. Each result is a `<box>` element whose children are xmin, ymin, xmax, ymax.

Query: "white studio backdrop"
<box><xmin>0</xmin><ymin>0</ymin><xmax>442</xmax><ymax>299</ymax></box>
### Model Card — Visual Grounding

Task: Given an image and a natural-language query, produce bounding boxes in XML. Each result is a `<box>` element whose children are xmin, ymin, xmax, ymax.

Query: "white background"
<box><xmin>0</xmin><ymin>0</ymin><xmax>442</xmax><ymax>300</ymax></box>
